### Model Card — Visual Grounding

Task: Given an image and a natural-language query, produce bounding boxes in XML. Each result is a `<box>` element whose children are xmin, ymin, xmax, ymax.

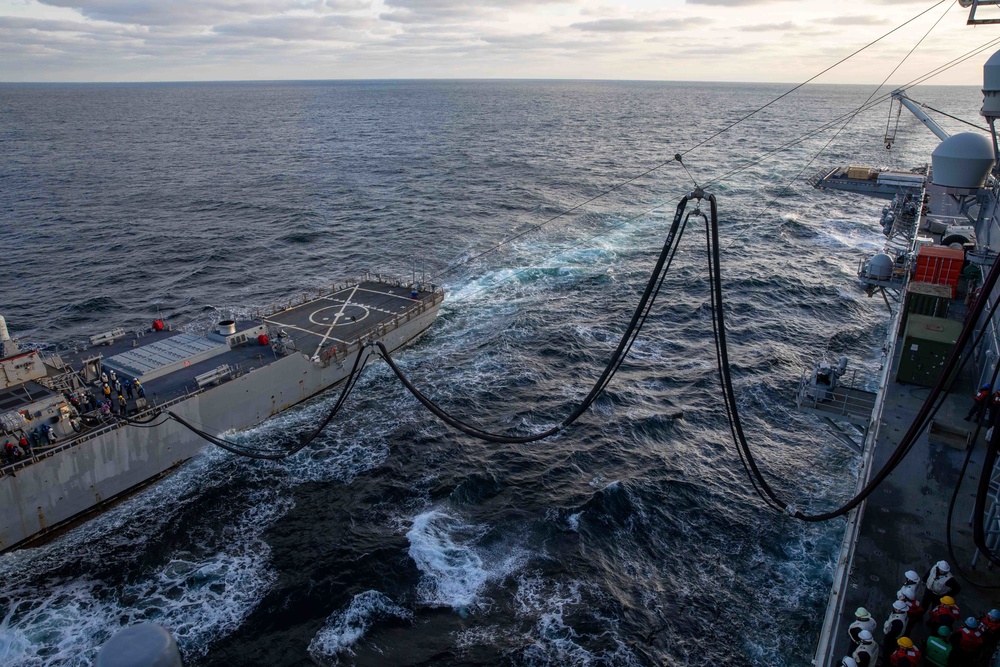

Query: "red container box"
<box><xmin>912</xmin><ymin>245</ymin><xmax>964</xmax><ymax>297</ymax></box>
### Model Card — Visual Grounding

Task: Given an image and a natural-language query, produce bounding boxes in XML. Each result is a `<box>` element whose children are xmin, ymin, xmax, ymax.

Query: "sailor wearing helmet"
<box><xmin>851</xmin><ymin>629</ymin><xmax>878</xmax><ymax>667</ymax></box>
<box><xmin>848</xmin><ymin>607</ymin><xmax>876</xmax><ymax>645</ymax></box>
<box><xmin>924</xmin><ymin>560</ymin><xmax>961</xmax><ymax>609</ymax></box>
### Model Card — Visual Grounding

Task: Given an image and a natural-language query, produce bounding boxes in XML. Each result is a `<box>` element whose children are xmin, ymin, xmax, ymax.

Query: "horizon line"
<box><xmin>0</xmin><ymin>76</ymin><xmax>979</xmax><ymax>87</ymax></box>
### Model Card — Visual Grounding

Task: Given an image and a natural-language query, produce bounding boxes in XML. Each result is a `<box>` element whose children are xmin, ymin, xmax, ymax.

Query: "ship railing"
<box><xmin>0</xmin><ymin>391</ymin><xmax>203</xmax><ymax>477</ymax></box>
<box><xmin>321</xmin><ymin>290</ymin><xmax>445</xmax><ymax>365</ymax></box>
<box><xmin>796</xmin><ymin>369</ymin><xmax>877</xmax><ymax>425</ymax></box>
<box><xmin>810</xmin><ymin>167</ymin><xmax>839</xmax><ymax>188</ymax></box>
<box><xmin>258</xmin><ymin>274</ymin><xmax>442</xmax><ymax>321</ymax></box>
<box><xmin>812</xmin><ymin>252</ymin><xmax>916</xmax><ymax>667</ymax></box>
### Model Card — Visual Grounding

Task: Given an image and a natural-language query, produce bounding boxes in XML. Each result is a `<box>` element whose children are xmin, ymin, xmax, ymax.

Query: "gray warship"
<box><xmin>808</xmin><ymin>3</ymin><xmax>1000</xmax><ymax>664</ymax></box>
<box><xmin>0</xmin><ymin>275</ymin><xmax>443</xmax><ymax>552</ymax></box>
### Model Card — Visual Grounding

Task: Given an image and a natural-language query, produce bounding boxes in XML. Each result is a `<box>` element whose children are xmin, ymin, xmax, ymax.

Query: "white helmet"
<box><xmin>905</xmin><ymin>570</ymin><xmax>920</xmax><ymax>583</ymax></box>
<box><xmin>893</xmin><ymin>600</ymin><xmax>909</xmax><ymax>612</ymax></box>
<box><xmin>937</xmin><ymin>560</ymin><xmax>951</xmax><ymax>572</ymax></box>
<box><xmin>858</xmin><ymin>629</ymin><xmax>873</xmax><ymax>642</ymax></box>
<box><xmin>841</xmin><ymin>658</ymin><xmax>858</xmax><ymax>667</ymax></box>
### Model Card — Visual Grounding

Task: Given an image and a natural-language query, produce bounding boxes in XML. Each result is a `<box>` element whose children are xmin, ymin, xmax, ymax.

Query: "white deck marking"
<box><xmin>323</xmin><ymin>299</ymin><xmax>398</xmax><ymax>317</ymax></box>
<box><xmin>314</xmin><ymin>284</ymin><xmax>358</xmax><ymax>357</ymax></box>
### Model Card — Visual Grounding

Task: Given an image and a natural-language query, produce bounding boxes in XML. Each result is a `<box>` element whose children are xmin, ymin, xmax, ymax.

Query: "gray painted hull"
<box><xmin>0</xmin><ymin>301</ymin><xmax>440</xmax><ymax>551</ymax></box>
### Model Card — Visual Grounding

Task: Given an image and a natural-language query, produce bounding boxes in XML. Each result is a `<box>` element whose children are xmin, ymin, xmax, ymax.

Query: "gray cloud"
<box><xmin>739</xmin><ymin>21</ymin><xmax>796</xmax><ymax>32</ymax></box>
<box><xmin>214</xmin><ymin>14</ymin><xmax>374</xmax><ymax>40</ymax></box>
<box><xmin>686</xmin><ymin>0</ymin><xmax>774</xmax><ymax>6</ymax></box>
<box><xmin>379</xmin><ymin>0</ymin><xmax>574</xmax><ymax>25</ymax></box>
<box><xmin>675</xmin><ymin>43</ymin><xmax>763</xmax><ymax>56</ymax></box>
<box><xmin>570</xmin><ymin>18</ymin><xmax>704</xmax><ymax>32</ymax></box>
<box><xmin>385</xmin><ymin>0</ymin><xmax>570</xmax><ymax>7</ymax></box>
<box><xmin>36</xmin><ymin>0</ymin><xmax>368</xmax><ymax>27</ymax></box>
<box><xmin>820</xmin><ymin>15</ymin><xmax>889</xmax><ymax>25</ymax></box>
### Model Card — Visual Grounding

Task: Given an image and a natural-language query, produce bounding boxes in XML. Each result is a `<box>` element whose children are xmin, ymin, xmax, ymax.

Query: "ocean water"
<box><xmin>0</xmin><ymin>79</ymin><xmax>984</xmax><ymax>666</ymax></box>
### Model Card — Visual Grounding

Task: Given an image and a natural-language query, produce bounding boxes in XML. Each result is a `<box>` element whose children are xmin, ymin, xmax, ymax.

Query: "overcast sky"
<box><xmin>1</xmin><ymin>0</ymin><xmax>997</xmax><ymax>83</ymax></box>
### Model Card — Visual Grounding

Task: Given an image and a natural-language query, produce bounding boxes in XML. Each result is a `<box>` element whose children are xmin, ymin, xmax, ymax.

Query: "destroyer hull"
<box><xmin>0</xmin><ymin>298</ymin><xmax>441</xmax><ymax>552</ymax></box>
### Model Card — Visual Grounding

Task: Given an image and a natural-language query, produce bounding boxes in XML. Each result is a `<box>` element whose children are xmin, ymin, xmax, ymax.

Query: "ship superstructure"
<box><xmin>812</xmin><ymin>9</ymin><xmax>1000</xmax><ymax>664</ymax></box>
<box><xmin>0</xmin><ymin>275</ymin><xmax>443</xmax><ymax>552</ymax></box>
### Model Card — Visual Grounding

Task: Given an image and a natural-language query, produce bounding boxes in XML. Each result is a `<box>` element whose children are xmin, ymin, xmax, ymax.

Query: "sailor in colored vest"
<box><xmin>853</xmin><ymin>629</ymin><xmax>879</xmax><ymax>667</ymax></box>
<box><xmin>848</xmin><ymin>607</ymin><xmax>876</xmax><ymax>646</ymax></box>
<box><xmin>926</xmin><ymin>595</ymin><xmax>960</xmax><ymax>634</ymax></box>
<box><xmin>948</xmin><ymin>616</ymin><xmax>984</xmax><ymax>666</ymax></box>
<box><xmin>888</xmin><ymin>636</ymin><xmax>921</xmax><ymax>667</ymax></box>
<box><xmin>979</xmin><ymin>608</ymin><xmax>1000</xmax><ymax>657</ymax></box>
<box><xmin>901</xmin><ymin>592</ymin><xmax>925</xmax><ymax>633</ymax></box>
<box><xmin>965</xmin><ymin>384</ymin><xmax>991</xmax><ymax>421</ymax></box>
<box><xmin>884</xmin><ymin>599</ymin><xmax>910</xmax><ymax>656</ymax></box>
<box><xmin>925</xmin><ymin>626</ymin><xmax>952</xmax><ymax>667</ymax></box>
<box><xmin>924</xmin><ymin>560</ymin><xmax>961</xmax><ymax>609</ymax></box>
<box><xmin>897</xmin><ymin>569</ymin><xmax>923</xmax><ymax>602</ymax></box>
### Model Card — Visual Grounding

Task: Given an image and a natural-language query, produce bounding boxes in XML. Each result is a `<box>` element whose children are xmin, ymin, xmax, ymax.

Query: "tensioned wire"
<box><xmin>444</xmin><ymin>33</ymin><xmax>1000</xmax><ymax>306</ymax></box>
<box><xmin>428</xmin><ymin>0</ymin><xmax>954</xmax><ymax>288</ymax></box>
<box><xmin>169</xmin><ymin>9</ymin><xmax>999</xmax><ymax>464</ymax></box>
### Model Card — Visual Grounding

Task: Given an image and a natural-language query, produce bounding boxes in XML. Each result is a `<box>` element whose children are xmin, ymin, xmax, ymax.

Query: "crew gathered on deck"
<box><xmin>836</xmin><ymin>558</ymin><xmax>1000</xmax><ymax>667</ymax></box>
<box><xmin>1</xmin><ymin>367</ymin><xmax>150</xmax><ymax>476</ymax></box>
<box><xmin>849</xmin><ymin>607</ymin><xmax>877</xmax><ymax>646</ymax></box>
<box><xmin>852</xmin><ymin>629</ymin><xmax>879</xmax><ymax>667</ymax></box>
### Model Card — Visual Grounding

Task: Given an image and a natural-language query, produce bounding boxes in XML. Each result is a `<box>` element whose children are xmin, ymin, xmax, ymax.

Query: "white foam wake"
<box><xmin>307</xmin><ymin>590</ymin><xmax>411</xmax><ymax>665</ymax></box>
<box><xmin>406</xmin><ymin>509</ymin><xmax>526</xmax><ymax>614</ymax></box>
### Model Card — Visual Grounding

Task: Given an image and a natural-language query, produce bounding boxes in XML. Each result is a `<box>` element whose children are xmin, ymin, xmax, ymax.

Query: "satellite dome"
<box><xmin>930</xmin><ymin>132</ymin><xmax>994</xmax><ymax>188</ymax></box>
<box><xmin>867</xmin><ymin>253</ymin><xmax>894</xmax><ymax>281</ymax></box>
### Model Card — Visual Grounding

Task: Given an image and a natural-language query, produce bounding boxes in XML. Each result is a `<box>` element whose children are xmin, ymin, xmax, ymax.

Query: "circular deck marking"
<box><xmin>309</xmin><ymin>304</ymin><xmax>370</xmax><ymax>326</ymax></box>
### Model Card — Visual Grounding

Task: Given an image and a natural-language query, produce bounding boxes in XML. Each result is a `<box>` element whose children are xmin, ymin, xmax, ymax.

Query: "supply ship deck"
<box><xmin>0</xmin><ymin>276</ymin><xmax>443</xmax><ymax>551</ymax></box>
<box><xmin>810</xmin><ymin>26</ymin><xmax>1000</xmax><ymax>664</ymax></box>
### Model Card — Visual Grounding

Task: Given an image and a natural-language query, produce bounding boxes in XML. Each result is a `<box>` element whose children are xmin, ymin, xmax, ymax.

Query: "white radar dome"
<box><xmin>930</xmin><ymin>132</ymin><xmax>995</xmax><ymax>189</ymax></box>
<box><xmin>983</xmin><ymin>49</ymin><xmax>1000</xmax><ymax>117</ymax></box>
<box><xmin>868</xmin><ymin>253</ymin><xmax>894</xmax><ymax>281</ymax></box>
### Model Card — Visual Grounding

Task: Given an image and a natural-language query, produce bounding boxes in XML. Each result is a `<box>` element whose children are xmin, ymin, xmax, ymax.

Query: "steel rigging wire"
<box><xmin>161</xmin><ymin>43</ymin><xmax>999</xmax><ymax>463</ymax></box>
<box><xmin>449</xmin><ymin>33</ymin><xmax>1000</xmax><ymax>308</ymax></box>
<box><xmin>131</xmin><ymin>5</ymin><xmax>1000</xmax><ymax>529</ymax></box>
<box><xmin>428</xmin><ymin>0</ymin><xmax>953</xmax><ymax>288</ymax></box>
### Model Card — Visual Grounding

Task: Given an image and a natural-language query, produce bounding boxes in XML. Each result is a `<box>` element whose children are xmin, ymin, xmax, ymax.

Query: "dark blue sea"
<box><xmin>0</xmin><ymin>80</ymin><xmax>983</xmax><ymax>666</ymax></box>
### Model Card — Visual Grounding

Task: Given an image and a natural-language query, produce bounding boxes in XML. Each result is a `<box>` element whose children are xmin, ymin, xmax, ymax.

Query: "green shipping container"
<box><xmin>896</xmin><ymin>314</ymin><xmax>963</xmax><ymax>387</ymax></box>
<box><xmin>900</xmin><ymin>281</ymin><xmax>952</xmax><ymax>334</ymax></box>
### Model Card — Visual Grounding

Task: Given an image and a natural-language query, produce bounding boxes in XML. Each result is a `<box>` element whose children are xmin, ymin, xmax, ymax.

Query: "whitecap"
<box><xmin>406</xmin><ymin>509</ymin><xmax>527</xmax><ymax>614</ymax></box>
<box><xmin>307</xmin><ymin>590</ymin><xmax>411</xmax><ymax>665</ymax></box>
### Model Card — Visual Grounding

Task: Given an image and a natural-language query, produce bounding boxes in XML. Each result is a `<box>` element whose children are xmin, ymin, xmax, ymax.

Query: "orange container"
<box><xmin>912</xmin><ymin>246</ymin><xmax>964</xmax><ymax>297</ymax></box>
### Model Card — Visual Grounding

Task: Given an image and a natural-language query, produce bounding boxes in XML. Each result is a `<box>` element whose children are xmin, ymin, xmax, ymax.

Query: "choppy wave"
<box><xmin>0</xmin><ymin>79</ymin><xmax>981</xmax><ymax>666</ymax></box>
<box><xmin>307</xmin><ymin>591</ymin><xmax>412</xmax><ymax>664</ymax></box>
